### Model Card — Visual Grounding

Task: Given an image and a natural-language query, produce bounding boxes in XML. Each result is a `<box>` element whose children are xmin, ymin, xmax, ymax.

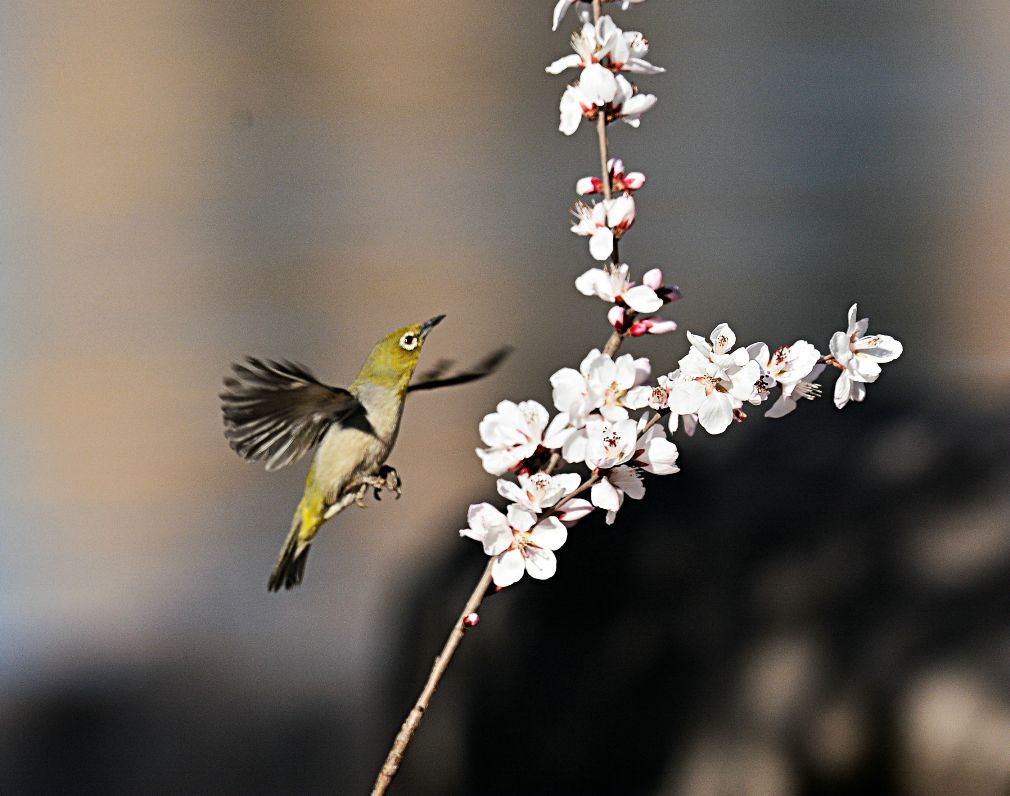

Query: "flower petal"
<box><xmin>609</xmin><ymin>465</ymin><xmax>645</xmax><ymax>499</ymax></box>
<box><xmin>668</xmin><ymin>378</ymin><xmax>705</xmax><ymax>415</ymax></box>
<box><xmin>590</xmin><ymin>477</ymin><xmax>622</xmax><ymax>511</ymax></box>
<box><xmin>492</xmin><ymin>549</ymin><xmax>525</xmax><ymax>587</ymax></box>
<box><xmin>764</xmin><ymin>394</ymin><xmax>797</xmax><ymax>419</ymax></box>
<box><xmin>545</xmin><ymin>53</ymin><xmax>582</xmax><ymax>74</ymax></box>
<box><xmin>552</xmin><ymin>0</ymin><xmax>575</xmax><ymax>31</ymax></box>
<box><xmin>622</xmin><ymin>284</ymin><xmax>663</xmax><ymax>313</ymax></box>
<box><xmin>524</xmin><ymin>547</ymin><xmax>558</xmax><ymax>580</ymax></box>
<box><xmin>559</xmin><ymin>85</ymin><xmax>586</xmax><ymax>135</ymax></box>
<box><xmin>531</xmin><ymin>516</ymin><xmax>568</xmax><ymax>550</ymax></box>
<box><xmin>579</xmin><ymin>63</ymin><xmax>618</xmax><ymax>105</ymax></box>
<box><xmin>698</xmin><ymin>392</ymin><xmax>735</xmax><ymax>434</ymax></box>
<box><xmin>557</xmin><ymin>498</ymin><xmax>594</xmax><ymax>525</ymax></box>
<box><xmin>552</xmin><ymin>473</ymin><xmax>582</xmax><ymax>499</ymax></box>
<box><xmin>543</xmin><ymin>411</ymin><xmax>575</xmax><ymax>449</ymax></box>
<box><xmin>833</xmin><ymin>371</ymin><xmax>852</xmax><ymax>409</ymax></box>
<box><xmin>507</xmin><ymin>504</ymin><xmax>537</xmax><ymax>533</ymax></box>
<box><xmin>589</xmin><ymin>227</ymin><xmax>615</xmax><ymax>261</ymax></box>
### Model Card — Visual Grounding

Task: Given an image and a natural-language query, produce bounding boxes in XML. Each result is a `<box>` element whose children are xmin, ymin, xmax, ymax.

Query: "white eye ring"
<box><xmin>399</xmin><ymin>333</ymin><xmax>419</xmax><ymax>351</ymax></box>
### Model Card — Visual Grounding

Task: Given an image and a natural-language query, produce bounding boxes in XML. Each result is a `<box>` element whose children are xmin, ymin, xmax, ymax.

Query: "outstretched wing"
<box><xmin>407</xmin><ymin>347</ymin><xmax>512</xmax><ymax>392</ymax></box>
<box><xmin>221</xmin><ymin>358</ymin><xmax>361</xmax><ymax>471</ymax></box>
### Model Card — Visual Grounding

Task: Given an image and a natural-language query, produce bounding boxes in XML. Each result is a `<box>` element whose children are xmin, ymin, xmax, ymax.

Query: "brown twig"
<box><xmin>371</xmin><ymin>557</ymin><xmax>494</xmax><ymax>795</ymax></box>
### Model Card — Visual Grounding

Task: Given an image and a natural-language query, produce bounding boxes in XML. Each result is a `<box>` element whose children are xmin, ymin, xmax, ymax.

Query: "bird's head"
<box><xmin>357</xmin><ymin>314</ymin><xmax>445</xmax><ymax>391</ymax></box>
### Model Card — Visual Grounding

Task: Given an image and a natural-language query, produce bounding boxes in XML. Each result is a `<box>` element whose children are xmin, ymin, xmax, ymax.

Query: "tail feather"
<box><xmin>268</xmin><ymin>514</ymin><xmax>312</xmax><ymax>592</ymax></box>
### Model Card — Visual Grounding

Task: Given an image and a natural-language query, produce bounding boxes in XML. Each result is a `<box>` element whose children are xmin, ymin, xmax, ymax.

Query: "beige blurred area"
<box><xmin>2</xmin><ymin>1</ymin><xmax>1009</xmax><ymax>793</ymax></box>
<box><xmin>4</xmin><ymin>0</ymin><xmax>541</xmax><ymax>657</ymax></box>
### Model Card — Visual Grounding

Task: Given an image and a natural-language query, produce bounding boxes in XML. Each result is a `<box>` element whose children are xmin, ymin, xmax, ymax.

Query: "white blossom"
<box><xmin>754</xmin><ymin>340</ymin><xmax>825</xmax><ymax>419</ymax></box>
<box><xmin>584</xmin><ymin>415</ymin><xmax>638</xmax><ymax>469</ymax></box>
<box><xmin>460</xmin><ymin>503</ymin><xmax>567</xmax><ymax>587</ymax></box>
<box><xmin>632</xmin><ymin>419</ymin><xmax>679</xmax><ymax>475</ymax></box>
<box><xmin>497</xmin><ymin>471</ymin><xmax>582</xmax><ymax>514</ymax></box>
<box><xmin>575</xmin><ymin>263</ymin><xmax>663</xmax><ymax>313</ymax></box>
<box><xmin>570</xmin><ymin>195</ymin><xmax>636</xmax><ymax>260</ymax></box>
<box><xmin>557</xmin><ymin>69</ymin><xmax>656</xmax><ymax>136</ymax></box>
<box><xmin>476</xmin><ymin>400</ymin><xmax>573</xmax><ymax>475</ymax></box>
<box><xmin>829</xmin><ymin>303</ymin><xmax>903</xmax><ymax>409</ymax></box>
<box><xmin>670</xmin><ymin>323</ymin><xmax>762</xmax><ymax>434</ymax></box>
<box><xmin>597</xmin><ymin>16</ymin><xmax>665</xmax><ymax>75</ymax></box>
<box><xmin>590</xmin><ymin>465</ymin><xmax>644</xmax><ymax>524</ymax></box>
<box><xmin>576</xmin><ymin>157</ymin><xmax>645</xmax><ymax>195</ymax></box>
<box><xmin>552</xmin><ymin>350</ymin><xmax>651</xmax><ymax>425</ymax></box>
<box><xmin>611</xmin><ymin>73</ymin><xmax>657</xmax><ymax>128</ymax></box>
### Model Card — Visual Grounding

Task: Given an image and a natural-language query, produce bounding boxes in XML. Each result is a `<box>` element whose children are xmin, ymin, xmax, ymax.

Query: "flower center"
<box><xmin>512</xmin><ymin>529</ymin><xmax>535</xmax><ymax>555</ymax></box>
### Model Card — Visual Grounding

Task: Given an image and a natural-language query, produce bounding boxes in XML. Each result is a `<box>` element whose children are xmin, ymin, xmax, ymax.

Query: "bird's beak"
<box><xmin>420</xmin><ymin>314</ymin><xmax>445</xmax><ymax>339</ymax></box>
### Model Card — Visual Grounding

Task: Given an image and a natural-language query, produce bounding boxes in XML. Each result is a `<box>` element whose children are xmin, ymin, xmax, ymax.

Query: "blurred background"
<box><xmin>2</xmin><ymin>1</ymin><xmax>1009</xmax><ymax>793</ymax></box>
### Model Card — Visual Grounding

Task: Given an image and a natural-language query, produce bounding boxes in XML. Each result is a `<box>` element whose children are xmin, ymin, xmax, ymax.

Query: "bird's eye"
<box><xmin>399</xmin><ymin>333</ymin><xmax>419</xmax><ymax>351</ymax></box>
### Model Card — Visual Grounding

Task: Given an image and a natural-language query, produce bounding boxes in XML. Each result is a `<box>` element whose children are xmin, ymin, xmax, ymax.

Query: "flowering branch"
<box><xmin>371</xmin><ymin>1</ymin><xmax>903</xmax><ymax>791</ymax></box>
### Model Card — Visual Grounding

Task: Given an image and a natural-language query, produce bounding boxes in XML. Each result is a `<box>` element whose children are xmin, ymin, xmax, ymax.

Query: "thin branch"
<box><xmin>371</xmin><ymin>558</ymin><xmax>495</xmax><ymax>795</ymax></box>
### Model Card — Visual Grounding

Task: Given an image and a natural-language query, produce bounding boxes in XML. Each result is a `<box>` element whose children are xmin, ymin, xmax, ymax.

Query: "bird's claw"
<box><xmin>377</xmin><ymin>465</ymin><xmax>402</xmax><ymax>500</ymax></box>
<box><xmin>352</xmin><ymin>467</ymin><xmax>402</xmax><ymax>506</ymax></box>
<box><xmin>353</xmin><ymin>482</ymin><xmax>370</xmax><ymax>509</ymax></box>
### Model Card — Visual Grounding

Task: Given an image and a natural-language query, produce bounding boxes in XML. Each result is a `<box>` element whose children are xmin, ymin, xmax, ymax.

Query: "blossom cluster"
<box><xmin>549</xmin><ymin>11</ymin><xmax>662</xmax><ymax>266</ymax></box>
<box><xmin>458</xmin><ymin>3</ymin><xmax>904</xmax><ymax>589</ymax></box>
<box><xmin>464</xmin><ymin>306</ymin><xmax>902</xmax><ymax>587</ymax></box>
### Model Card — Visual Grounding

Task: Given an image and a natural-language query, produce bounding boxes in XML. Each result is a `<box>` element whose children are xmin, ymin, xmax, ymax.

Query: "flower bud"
<box><xmin>642</xmin><ymin>268</ymin><xmax>663</xmax><ymax>290</ymax></box>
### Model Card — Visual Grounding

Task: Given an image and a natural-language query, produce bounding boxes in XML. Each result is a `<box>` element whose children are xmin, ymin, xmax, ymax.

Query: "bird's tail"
<box><xmin>268</xmin><ymin>516</ymin><xmax>310</xmax><ymax>592</ymax></box>
<box><xmin>268</xmin><ymin>485</ymin><xmax>325</xmax><ymax>592</ymax></box>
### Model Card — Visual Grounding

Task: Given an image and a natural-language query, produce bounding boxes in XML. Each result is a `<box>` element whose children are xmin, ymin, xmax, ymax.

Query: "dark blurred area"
<box><xmin>2</xmin><ymin>1</ymin><xmax>1008</xmax><ymax>794</ymax></box>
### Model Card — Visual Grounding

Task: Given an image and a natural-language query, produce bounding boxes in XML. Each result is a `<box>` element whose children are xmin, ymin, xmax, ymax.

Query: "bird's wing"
<box><xmin>407</xmin><ymin>346</ymin><xmax>512</xmax><ymax>392</ymax></box>
<box><xmin>221</xmin><ymin>358</ymin><xmax>362</xmax><ymax>471</ymax></box>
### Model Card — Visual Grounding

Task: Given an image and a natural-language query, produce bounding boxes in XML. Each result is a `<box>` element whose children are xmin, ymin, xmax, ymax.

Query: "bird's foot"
<box><xmin>374</xmin><ymin>465</ymin><xmax>402</xmax><ymax>501</ymax></box>
<box><xmin>353</xmin><ymin>482</ymin><xmax>371</xmax><ymax>509</ymax></box>
<box><xmin>352</xmin><ymin>466</ymin><xmax>402</xmax><ymax>504</ymax></box>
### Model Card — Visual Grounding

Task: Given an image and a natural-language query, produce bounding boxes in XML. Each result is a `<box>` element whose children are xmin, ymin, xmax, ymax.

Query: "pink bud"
<box><xmin>645</xmin><ymin>319</ymin><xmax>677</xmax><ymax>335</ymax></box>
<box><xmin>463</xmin><ymin>612</ymin><xmax>480</xmax><ymax>628</ymax></box>
<box><xmin>607</xmin><ymin>305</ymin><xmax>626</xmax><ymax>330</ymax></box>
<box><xmin>623</xmin><ymin>171</ymin><xmax>646</xmax><ymax>190</ymax></box>
<box><xmin>642</xmin><ymin>268</ymin><xmax>663</xmax><ymax>290</ymax></box>
<box><xmin>607</xmin><ymin>157</ymin><xmax>623</xmax><ymax>176</ymax></box>
<box><xmin>576</xmin><ymin>176</ymin><xmax>601</xmax><ymax>195</ymax></box>
<box><xmin>629</xmin><ymin>317</ymin><xmax>678</xmax><ymax>337</ymax></box>
<box><xmin>558</xmin><ymin>498</ymin><xmax>594</xmax><ymax>526</ymax></box>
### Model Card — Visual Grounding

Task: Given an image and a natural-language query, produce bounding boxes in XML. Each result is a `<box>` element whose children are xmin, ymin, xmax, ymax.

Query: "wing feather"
<box><xmin>220</xmin><ymin>358</ymin><xmax>360</xmax><ymax>471</ymax></box>
<box><xmin>407</xmin><ymin>347</ymin><xmax>512</xmax><ymax>392</ymax></box>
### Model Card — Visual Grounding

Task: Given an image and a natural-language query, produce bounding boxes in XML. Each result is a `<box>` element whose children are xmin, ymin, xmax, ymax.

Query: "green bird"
<box><xmin>221</xmin><ymin>316</ymin><xmax>508</xmax><ymax>591</ymax></box>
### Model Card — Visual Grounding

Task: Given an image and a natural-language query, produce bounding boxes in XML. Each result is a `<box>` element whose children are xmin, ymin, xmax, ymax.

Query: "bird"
<box><xmin>220</xmin><ymin>316</ymin><xmax>510</xmax><ymax>591</ymax></box>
